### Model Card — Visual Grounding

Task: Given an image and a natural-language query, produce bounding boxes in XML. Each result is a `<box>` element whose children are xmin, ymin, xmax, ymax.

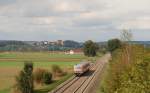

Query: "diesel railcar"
<box><xmin>74</xmin><ymin>62</ymin><xmax>90</xmax><ymax>76</ymax></box>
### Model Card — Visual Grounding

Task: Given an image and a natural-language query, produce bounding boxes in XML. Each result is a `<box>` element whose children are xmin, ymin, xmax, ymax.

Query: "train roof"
<box><xmin>74</xmin><ymin>62</ymin><xmax>89</xmax><ymax>67</ymax></box>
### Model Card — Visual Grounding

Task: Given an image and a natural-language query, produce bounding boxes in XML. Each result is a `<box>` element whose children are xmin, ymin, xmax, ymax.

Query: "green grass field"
<box><xmin>0</xmin><ymin>52</ymin><xmax>85</xmax><ymax>62</ymax></box>
<box><xmin>0</xmin><ymin>52</ymin><xmax>86</xmax><ymax>93</ymax></box>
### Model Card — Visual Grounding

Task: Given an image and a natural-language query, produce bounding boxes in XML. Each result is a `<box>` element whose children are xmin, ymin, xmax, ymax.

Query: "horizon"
<box><xmin>0</xmin><ymin>39</ymin><xmax>150</xmax><ymax>42</ymax></box>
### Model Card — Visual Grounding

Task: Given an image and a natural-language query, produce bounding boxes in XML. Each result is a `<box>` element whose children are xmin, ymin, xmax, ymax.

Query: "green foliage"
<box><xmin>107</xmin><ymin>38</ymin><xmax>122</xmax><ymax>52</ymax></box>
<box><xmin>42</xmin><ymin>71</ymin><xmax>52</xmax><ymax>85</ymax></box>
<box><xmin>34</xmin><ymin>68</ymin><xmax>52</xmax><ymax>85</ymax></box>
<box><xmin>24</xmin><ymin>62</ymin><xmax>33</xmax><ymax>75</ymax></box>
<box><xmin>51</xmin><ymin>65</ymin><xmax>64</xmax><ymax>76</ymax></box>
<box><xmin>83</xmin><ymin>40</ymin><xmax>99</xmax><ymax>57</ymax></box>
<box><xmin>34</xmin><ymin>73</ymin><xmax>73</xmax><ymax>93</ymax></box>
<box><xmin>15</xmin><ymin>62</ymin><xmax>33</xmax><ymax>93</ymax></box>
<box><xmin>34</xmin><ymin>68</ymin><xmax>47</xmax><ymax>84</ymax></box>
<box><xmin>101</xmin><ymin>45</ymin><xmax>150</xmax><ymax>93</ymax></box>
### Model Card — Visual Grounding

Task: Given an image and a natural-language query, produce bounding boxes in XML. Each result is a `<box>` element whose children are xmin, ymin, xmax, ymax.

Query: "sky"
<box><xmin>0</xmin><ymin>0</ymin><xmax>150</xmax><ymax>42</ymax></box>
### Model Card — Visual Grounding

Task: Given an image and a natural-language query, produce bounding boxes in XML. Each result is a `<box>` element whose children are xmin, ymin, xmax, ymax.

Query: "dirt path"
<box><xmin>49</xmin><ymin>54</ymin><xmax>111</xmax><ymax>93</ymax></box>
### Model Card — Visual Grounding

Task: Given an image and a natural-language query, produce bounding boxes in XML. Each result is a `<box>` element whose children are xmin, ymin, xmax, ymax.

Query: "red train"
<box><xmin>74</xmin><ymin>62</ymin><xmax>90</xmax><ymax>76</ymax></box>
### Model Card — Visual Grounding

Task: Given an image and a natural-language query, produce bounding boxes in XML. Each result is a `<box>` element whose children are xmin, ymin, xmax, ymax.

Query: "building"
<box><xmin>43</xmin><ymin>41</ymin><xmax>48</xmax><ymax>45</ymax></box>
<box><xmin>57</xmin><ymin>40</ymin><xmax>64</xmax><ymax>46</ymax></box>
<box><xmin>65</xmin><ymin>48</ymin><xmax>83</xmax><ymax>55</ymax></box>
<box><xmin>49</xmin><ymin>40</ymin><xmax>63</xmax><ymax>46</ymax></box>
<box><xmin>49</xmin><ymin>41</ymin><xmax>57</xmax><ymax>45</ymax></box>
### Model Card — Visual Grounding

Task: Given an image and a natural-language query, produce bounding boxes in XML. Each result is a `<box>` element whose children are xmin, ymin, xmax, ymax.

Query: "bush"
<box><xmin>42</xmin><ymin>71</ymin><xmax>52</xmax><ymax>84</ymax></box>
<box><xmin>102</xmin><ymin>45</ymin><xmax>150</xmax><ymax>93</ymax></box>
<box><xmin>15</xmin><ymin>62</ymin><xmax>33</xmax><ymax>93</ymax></box>
<box><xmin>34</xmin><ymin>68</ymin><xmax>52</xmax><ymax>85</ymax></box>
<box><xmin>51</xmin><ymin>65</ymin><xmax>64</xmax><ymax>77</ymax></box>
<box><xmin>34</xmin><ymin>68</ymin><xmax>46</xmax><ymax>84</ymax></box>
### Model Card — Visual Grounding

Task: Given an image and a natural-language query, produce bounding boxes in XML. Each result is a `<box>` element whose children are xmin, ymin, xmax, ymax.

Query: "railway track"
<box><xmin>50</xmin><ymin>63</ymin><xmax>96</xmax><ymax>93</ymax></box>
<box><xmin>50</xmin><ymin>54</ymin><xmax>110</xmax><ymax>93</ymax></box>
<box><xmin>74</xmin><ymin>59</ymin><xmax>105</xmax><ymax>93</ymax></box>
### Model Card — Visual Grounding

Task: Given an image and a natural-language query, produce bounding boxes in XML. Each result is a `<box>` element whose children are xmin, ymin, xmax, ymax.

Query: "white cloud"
<box><xmin>53</xmin><ymin>1</ymin><xmax>83</xmax><ymax>12</ymax></box>
<box><xmin>118</xmin><ymin>16</ymin><xmax>150</xmax><ymax>30</ymax></box>
<box><xmin>0</xmin><ymin>0</ymin><xmax>150</xmax><ymax>41</ymax></box>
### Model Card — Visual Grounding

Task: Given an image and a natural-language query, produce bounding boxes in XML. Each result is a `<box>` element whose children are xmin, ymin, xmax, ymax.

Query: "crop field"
<box><xmin>0</xmin><ymin>52</ymin><xmax>86</xmax><ymax>93</ymax></box>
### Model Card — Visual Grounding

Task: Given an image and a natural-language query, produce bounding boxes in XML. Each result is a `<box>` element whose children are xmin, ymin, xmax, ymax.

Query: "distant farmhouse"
<box><xmin>65</xmin><ymin>48</ymin><xmax>83</xmax><ymax>55</ymax></box>
<box><xmin>43</xmin><ymin>41</ymin><xmax>49</xmax><ymax>45</ymax></box>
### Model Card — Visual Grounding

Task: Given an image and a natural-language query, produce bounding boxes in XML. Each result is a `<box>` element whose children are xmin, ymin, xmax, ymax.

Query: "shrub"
<box><xmin>15</xmin><ymin>62</ymin><xmax>33</xmax><ymax>93</ymax></box>
<box><xmin>34</xmin><ymin>68</ymin><xmax>53</xmax><ymax>85</ymax></box>
<box><xmin>34</xmin><ymin>68</ymin><xmax>46</xmax><ymax>84</ymax></box>
<box><xmin>42</xmin><ymin>71</ymin><xmax>52</xmax><ymax>84</ymax></box>
<box><xmin>51</xmin><ymin>65</ymin><xmax>64</xmax><ymax>76</ymax></box>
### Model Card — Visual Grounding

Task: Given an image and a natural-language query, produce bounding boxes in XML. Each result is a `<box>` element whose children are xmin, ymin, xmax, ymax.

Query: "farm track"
<box><xmin>49</xmin><ymin>54</ymin><xmax>110</xmax><ymax>93</ymax></box>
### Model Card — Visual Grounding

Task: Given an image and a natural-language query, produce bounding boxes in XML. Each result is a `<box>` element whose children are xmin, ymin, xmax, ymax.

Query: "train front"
<box><xmin>74</xmin><ymin>64</ymin><xmax>83</xmax><ymax>76</ymax></box>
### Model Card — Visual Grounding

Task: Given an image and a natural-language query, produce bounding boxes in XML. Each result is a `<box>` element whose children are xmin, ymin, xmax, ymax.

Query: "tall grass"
<box><xmin>99</xmin><ymin>45</ymin><xmax>150</xmax><ymax>93</ymax></box>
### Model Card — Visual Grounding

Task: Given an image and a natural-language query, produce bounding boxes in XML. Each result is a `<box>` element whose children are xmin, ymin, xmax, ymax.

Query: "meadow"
<box><xmin>0</xmin><ymin>52</ymin><xmax>86</xmax><ymax>93</ymax></box>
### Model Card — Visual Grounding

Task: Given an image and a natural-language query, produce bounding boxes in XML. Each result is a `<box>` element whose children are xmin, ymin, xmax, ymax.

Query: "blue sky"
<box><xmin>0</xmin><ymin>0</ymin><xmax>150</xmax><ymax>41</ymax></box>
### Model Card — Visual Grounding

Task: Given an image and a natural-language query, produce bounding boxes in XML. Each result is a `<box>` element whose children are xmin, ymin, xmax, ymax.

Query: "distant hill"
<box><xmin>63</xmin><ymin>40</ymin><xmax>83</xmax><ymax>48</ymax></box>
<box><xmin>0</xmin><ymin>40</ymin><xmax>39</xmax><ymax>51</ymax></box>
<box><xmin>128</xmin><ymin>41</ymin><xmax>150</xmax><ymax>47</ymax></box>
<box><xmin>0</xmin><ymin>40</ymin><xmax>83</xmax><ymax>51</ymax></box>
<box><xmin>130</xmin><ymin>41</ymin><xmax>150</xmax><ymax>45</ymax></box>
<box><xmin>0</xmin><ymin>40</ymin><xmax>149</xmax><ymax>51</ymax></box>
<box><xmin>97</xmin><ymin>41</ymin><xmax>150</xmax><ymax>46</ymax></box>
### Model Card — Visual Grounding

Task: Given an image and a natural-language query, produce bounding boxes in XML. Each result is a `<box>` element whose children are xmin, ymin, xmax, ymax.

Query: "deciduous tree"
<box><xmin>107</xmin><ymin>38</ymin><xmax>122</xmax><ymax>53</ymax></box>
<box><xmin>83</xmin><ymin>40</ymin><xmax>99</xmax><ymax>57</ymax></box>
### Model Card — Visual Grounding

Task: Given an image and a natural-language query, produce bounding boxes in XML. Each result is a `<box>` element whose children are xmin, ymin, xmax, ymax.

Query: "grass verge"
<box><xmin>34</xmin><ymin>73</ymin><xmax>73</xmax><ymax>93</ymax></box>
